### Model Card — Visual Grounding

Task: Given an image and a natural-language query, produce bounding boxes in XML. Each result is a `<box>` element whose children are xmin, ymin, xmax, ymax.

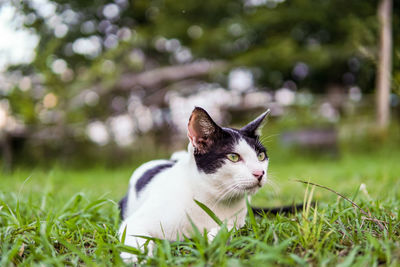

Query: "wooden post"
<box><xmin>376</xmin><ymin>0</ymin><xmax>392</xmax><ymax>130</ymax></box>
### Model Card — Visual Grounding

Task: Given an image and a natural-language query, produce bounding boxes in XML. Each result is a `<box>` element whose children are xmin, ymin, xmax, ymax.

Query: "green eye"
<box><xmin>227</xmin><ymin>153</ymin><xmax>240</xmax><ymax>162</ymax></box>
<box><xmin>258</xmin><ymin>152</ymin><xmax>266</xmax><ymax>161</ymax></box>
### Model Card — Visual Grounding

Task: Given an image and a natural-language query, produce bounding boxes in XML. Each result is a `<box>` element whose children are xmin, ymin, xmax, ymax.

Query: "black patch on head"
<box><xmin>189</xmin><ymin>108</ymin><xmax>269</xmax><ymax>174</ymax></box>
<box><xmin>241</xmin><ymin>134</ymin><xmax>268</xmax><ymax>157</ymax></box>
<box><xmin>193</xmin><ymin>128</ymin><xmax>241</xmax><ymax>174</ymax></box>
<box><xmin>135</xmin><ymin>162</ymin><xmax>175</xmax><ymax>193</ymax></box>
<box><xmin>119</xmin><ymin>195</ymin><xmax>128</xmax><ymax>219</ymax></box>
<box><xmin>193</xmin><ymin>128</ymin><xmax>267</xmax><ymax>174</ymax></box>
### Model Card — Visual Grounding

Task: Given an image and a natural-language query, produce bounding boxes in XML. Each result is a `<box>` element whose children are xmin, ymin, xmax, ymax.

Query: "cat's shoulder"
<box><xmin>129</xmin><ymin>159</ymin><xmax>174</xmax><ymax>185</ymax></box>
<box><xmin>170</xmin><ymin>150</ymin><xmax>189</xmax><ymax>162</ymax></box>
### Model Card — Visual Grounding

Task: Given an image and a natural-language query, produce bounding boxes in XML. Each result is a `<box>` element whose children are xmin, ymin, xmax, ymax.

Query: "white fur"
<box><xmin>119</xmin><ymin>139</ymin><xmax>268</xmax><ymax>261</ymax></box>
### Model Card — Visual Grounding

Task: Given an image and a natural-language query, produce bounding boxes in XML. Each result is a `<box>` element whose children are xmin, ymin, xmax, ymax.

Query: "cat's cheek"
<box><xmin>260</xmin><ymin>176</ymin><xmax>267</xmax><ymax>187</ymax></box>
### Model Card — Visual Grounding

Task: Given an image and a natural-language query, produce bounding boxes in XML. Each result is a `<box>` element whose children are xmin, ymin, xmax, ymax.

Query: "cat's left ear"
<box><xmin>240</xmin><ymin>109</ymin><xmax>270</xmax><ymax>137</ymax></box>
<box><xmin>188</xmin><ymin>107</ymin><xmax>222</xmax><ymax>154</ymax></box>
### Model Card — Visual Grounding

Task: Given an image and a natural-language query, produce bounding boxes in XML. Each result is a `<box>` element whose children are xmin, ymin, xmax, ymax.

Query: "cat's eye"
<box><xmin>257</xmin><ymin>152</ymin><xmax>266</xmax><ymax>161</ymax></box>
<box><xmin>227</xmin><ymin>153</ymin><xmax>240</xmax><ymax>162</ymax></box>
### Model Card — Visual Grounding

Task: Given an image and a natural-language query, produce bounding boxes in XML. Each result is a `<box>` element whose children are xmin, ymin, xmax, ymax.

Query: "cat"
<box><xmin>118</xmin><ymin>107</ymin><xmax>270</xmax><ymax>261</ymax></box>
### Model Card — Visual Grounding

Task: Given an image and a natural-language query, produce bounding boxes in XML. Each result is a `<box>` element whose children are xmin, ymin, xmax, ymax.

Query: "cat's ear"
<box><xmin>241</xmin><ymin>109</ymin><xmax>270</xmax><ymax>137</ymax></box>
<box><xmin>188</xmin><ymin>107</ymin><xmax>222</xmax><ymax>154</ymax></box>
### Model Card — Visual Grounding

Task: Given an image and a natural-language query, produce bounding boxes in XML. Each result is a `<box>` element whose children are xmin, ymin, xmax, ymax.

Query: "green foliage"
<box><xmin>1</xmin><ymin>145</ymin><xmax>399</xmax><ymax>265</ymax></box>
<box><xmin>1</xmin><ymin>0</ymin><xmax>399</xmax><ymax>164</ymax></box>
<box><xmin>14</xmin><ymin>0</ymin><xmax>387</xmax><ymax>92</ymax></box>
<box><xmin>0</xmin><ymin>182</ymin><xmax>398</xmax><ymax>265</ymax></box>
<box><xmin>6</xmin><ymin>0</ymin><xmax>398</xmax><ymax>120</ymax></box>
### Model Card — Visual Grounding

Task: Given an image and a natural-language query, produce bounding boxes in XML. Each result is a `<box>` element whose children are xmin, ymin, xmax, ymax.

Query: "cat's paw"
<box><xmin>120</xmin><ymin>252</ymin><xmax>138</xmax><ymax>264</ymax></box>
<box><xmin>207</xmin><ymin>227</ymin><xmax>220</xmax><ymax>242</ymax></box>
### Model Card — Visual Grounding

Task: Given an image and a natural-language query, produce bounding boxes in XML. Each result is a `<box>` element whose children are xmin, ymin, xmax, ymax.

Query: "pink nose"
<box><xmin>252</xmin><ymin>170</ymin><xmax>264</xmax><ymax>181</ymax></box>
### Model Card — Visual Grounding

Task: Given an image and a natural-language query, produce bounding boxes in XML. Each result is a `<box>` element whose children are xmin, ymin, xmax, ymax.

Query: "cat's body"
<box><xmin>119</xmin><ymin>148</ymin><xmax>248</xmax><ymax>238</ymax></box>
<box><xmin>118</xmin><ymin>107</ymin><xmax>270</xmax><ymax>261</ymax></box>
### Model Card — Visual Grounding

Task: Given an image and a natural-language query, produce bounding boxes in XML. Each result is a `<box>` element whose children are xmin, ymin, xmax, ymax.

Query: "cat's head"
<box><xmin>188</xmin><ymin>107</ymin><xmax>270</xmax><ymax>199</ymax></box>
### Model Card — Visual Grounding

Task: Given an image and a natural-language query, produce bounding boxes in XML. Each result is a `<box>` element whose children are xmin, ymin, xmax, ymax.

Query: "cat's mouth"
<box><xmin>218</xmin><ymin>182</ymin><xmax>261</xmax><ymax>203</ymax></box>
<box><xmin>242</xmin><ymin>182</ymin><xmax>262</xmax><ymax>192</ymax></box>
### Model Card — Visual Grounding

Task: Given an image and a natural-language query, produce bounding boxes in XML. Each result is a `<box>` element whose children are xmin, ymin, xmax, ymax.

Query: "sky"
<box><xmin>0</xmin><ymin>4</ymin><xmax>39</xmax><ymax>71</ymax></box>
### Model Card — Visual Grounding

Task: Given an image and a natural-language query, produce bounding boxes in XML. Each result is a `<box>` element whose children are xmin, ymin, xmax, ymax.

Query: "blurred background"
<box><xmin>0</xmin><ymin>0</ymin><xmax>399</xmax><ymax>173</ymax></box>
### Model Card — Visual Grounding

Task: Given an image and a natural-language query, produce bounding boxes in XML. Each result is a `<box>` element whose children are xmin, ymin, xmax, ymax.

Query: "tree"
<box><xmin>376</xmin><ymin>0</ymin><xmax>392</xmax><ymax>130</ymax></box>
<box><xmin>1</xmin><ymin>0</ymin><xmax>399</xmax><ymax>165</ymax></box>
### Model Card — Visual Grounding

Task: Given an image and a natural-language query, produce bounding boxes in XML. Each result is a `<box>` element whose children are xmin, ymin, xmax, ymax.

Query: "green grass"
<box><xmin>1</xmin><ymin>147</ymin><xmax>400</xmax><ymax>265</ymax></box>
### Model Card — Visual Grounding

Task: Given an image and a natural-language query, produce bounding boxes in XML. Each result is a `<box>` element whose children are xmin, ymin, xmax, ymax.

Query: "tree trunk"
<box><xmin>376</xmin><ymin>0</ymin><xmax>392</xmax><ymax>130</ymax></box>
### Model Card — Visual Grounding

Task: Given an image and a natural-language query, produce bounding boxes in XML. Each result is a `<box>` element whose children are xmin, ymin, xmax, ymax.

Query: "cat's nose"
<box><xmin>252</xmin><ymin>170</ymin><xmax>264</xmax><ymax>181</ymax></box>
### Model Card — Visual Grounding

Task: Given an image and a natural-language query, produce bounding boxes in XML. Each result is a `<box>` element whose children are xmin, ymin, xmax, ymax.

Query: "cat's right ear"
<box><xmin>240</xmin><ymin>109</ymin><xmax>270</xmax><ymax>137</ymax></box>
<box><xmin>188</xmin><ymin>107</ymin><xmax>222</xmax><ymax>154</ymax></box>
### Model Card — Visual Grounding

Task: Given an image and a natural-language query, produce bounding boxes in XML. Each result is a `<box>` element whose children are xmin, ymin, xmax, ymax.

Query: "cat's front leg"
<box><xmin>120</xmin><ymin>234</ymin><xmax>155</xmax><ymax>263</ymax></box>
<box><xmin>207</xmin><ymin>221</ymin><xmax>243</xmax><ymax>242</ymax></box>
<box><xmin>119</xmin><ymin>222</ymin><xmax>154</xmax><ymax>263</ymax></box>
<box><xmin>120</xmin><ymin>251</ymin><xmax>138</xmax><ymax>263</ymax></box>
<box><xmin>207</xmin><ymin>226</ymin><xmax>220</xmax><ymax>241</ymax></box>
<box><xmin>120</xmin><ymin>234</ymin><xmax>154</xmax><ymax>263</ymax></box>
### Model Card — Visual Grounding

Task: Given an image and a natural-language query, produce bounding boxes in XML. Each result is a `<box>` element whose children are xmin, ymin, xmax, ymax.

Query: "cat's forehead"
<box><xmin>222</xmin><ymin>127</ymin><xmax>242</xmax><ymax>141</ymax></box>
<box><xmin>232</xmin><ymin>139</ymin><xmax>259</xmax><ymax>160</ymax></box>
<box><xmin>223</xmin><ymin>127</ymin><xmax>265</xmax><ymax>153</ymax></box>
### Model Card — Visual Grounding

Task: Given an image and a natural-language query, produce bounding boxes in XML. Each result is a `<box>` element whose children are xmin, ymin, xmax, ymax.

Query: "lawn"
<box><xmin>1</xmin><ymin>138</ymin><xmax>399</xmax><ymax>265</ymax></box>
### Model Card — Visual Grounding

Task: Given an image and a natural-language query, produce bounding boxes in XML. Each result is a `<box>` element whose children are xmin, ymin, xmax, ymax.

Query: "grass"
<box><xmin>1</xmin><ymin>142</ymin><xmax>400</xmax><ymax>265</ymax></box>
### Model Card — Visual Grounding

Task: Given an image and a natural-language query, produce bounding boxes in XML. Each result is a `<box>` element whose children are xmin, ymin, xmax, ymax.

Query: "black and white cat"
<box><xmin>118</xmin><ymin>107</ymin><xmax>270</xmax><ymax>261</ymax></box>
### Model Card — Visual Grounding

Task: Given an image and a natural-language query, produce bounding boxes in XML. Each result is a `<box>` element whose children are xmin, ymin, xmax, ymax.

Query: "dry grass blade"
<box><xmin>295</xmin><ymin>180</ymin><xmax>387</xmax><ymax>231</ymax></box>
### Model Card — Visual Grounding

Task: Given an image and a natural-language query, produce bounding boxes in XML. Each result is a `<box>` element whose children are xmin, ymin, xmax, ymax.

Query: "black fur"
<box><xmin>119</xmin><ymin>195</ymin><xmax>128</xmax><ymax>219</ymax></box>
<box><xmin>119</xmin><ymin>162</ymin><xmax>175</xmax><ymax>219</ymax></box>
<box><xmin>193</xmin><ymin>127</ymin><xmax>267</xmax><ymax>174</ymax></box>
<box><xmin>241</xmin><ymin>133</ymin><xmax>268</xmax><ymax>157</ymax></box>
<box><xmin>193</xmin><ymin>129</ymin><xmax>238</xmax><ymax>174</ymax></box>
<box><xmin>135</xmin><ymin>162</ymin><xmax>175</xmax><ymax>193</ymax></box>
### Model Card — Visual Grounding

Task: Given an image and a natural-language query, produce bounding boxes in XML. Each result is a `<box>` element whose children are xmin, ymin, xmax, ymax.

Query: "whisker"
<box><xmin>260</xmin><ymin>133</ymin><xmax>280</xmax><ymax>143</ymax></box>
<box><xmin>211</xmin><ymin>183</ymin><xmax>238</xmax><ymax>208</ymax></box>
<box><xmin>265</xmin><ymin>179</ymin><xmax>280</xmax><ymax>196</ymax></box>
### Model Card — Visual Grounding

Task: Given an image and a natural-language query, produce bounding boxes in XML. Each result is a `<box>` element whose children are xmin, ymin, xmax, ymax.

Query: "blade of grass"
<box><xmin>246</xmin><ymin>195</ymin><xmax>258</xmax><ymax>238</ymax></box>
<box><xmin>120</xmin><ymin>225</ymin><xmax>127</xmax><ymax>244</ymax></box>
<box><xmin>295</xmin><ymin>180</ymin><xmax>387</xmax><ymax>231</ymax></box>
<box><xmin>58</xmin><ymin>239</ymin><xmax>94</xmax><ymax>266</ymax></box>
<box><xmin>194</xmin><ymin>199</ymin><xmax>222</xmax><ymax>226</ymax></box>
